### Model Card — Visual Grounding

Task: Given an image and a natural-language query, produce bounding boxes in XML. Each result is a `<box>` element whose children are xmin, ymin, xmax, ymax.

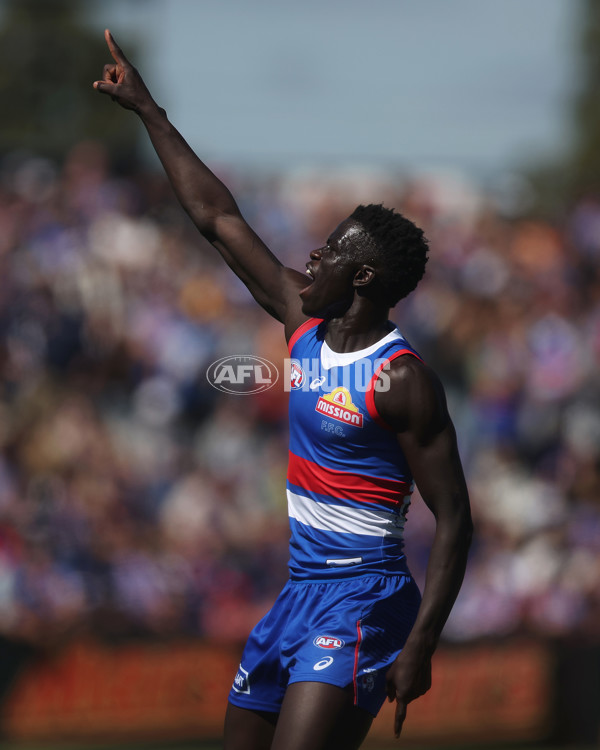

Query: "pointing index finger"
<box><xmin>394</xmin><ymin>698</ymin><xmax>407</xmax><ymax>738</ymax></box>
<box><xmin>105</xmin><ymin>28</ymin><xmax>130</xmax><ymax>66</ymax></box>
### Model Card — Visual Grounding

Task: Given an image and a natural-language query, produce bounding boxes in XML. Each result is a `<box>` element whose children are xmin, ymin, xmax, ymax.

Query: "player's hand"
<box><xmin>93</xmin><ymin>29</ymin><xmax>153</xmax><ymax>113</ymax></box>
<box><xmin>385</xmin><ymin>648</ymin><xmax>432</xmax><ymax>739</ymax></box>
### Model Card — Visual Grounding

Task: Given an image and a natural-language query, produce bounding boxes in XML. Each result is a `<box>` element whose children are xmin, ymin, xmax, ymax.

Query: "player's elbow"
<box><xmin>187</xmin><ymin>204</ymin><xmax>231</xmax><ymax>240</ymax></box>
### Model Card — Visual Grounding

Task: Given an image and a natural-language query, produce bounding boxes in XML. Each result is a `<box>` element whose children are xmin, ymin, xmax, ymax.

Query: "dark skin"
<box><xmin>94</xmin><ymin>30</ymin><xmax>473</xmax><ymax>748</ymax></box>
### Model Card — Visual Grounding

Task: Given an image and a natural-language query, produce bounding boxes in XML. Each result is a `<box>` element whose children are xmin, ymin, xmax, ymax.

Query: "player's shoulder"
<box><xmin>385</xmin><ymin>350</ymin><xmax>434</xmax><ymax>386</ymax></box>
<box><xmin>376</xmin><ymin>353</ymin><xmax>447</xmax><ymax>431</ymax></box>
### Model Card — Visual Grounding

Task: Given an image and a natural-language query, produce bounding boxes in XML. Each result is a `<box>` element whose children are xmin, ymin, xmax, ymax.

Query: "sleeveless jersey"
<box><xmin>286</xmin><ymin>318</ymin><xmax>422</xmax><ymax>580</ymax></box>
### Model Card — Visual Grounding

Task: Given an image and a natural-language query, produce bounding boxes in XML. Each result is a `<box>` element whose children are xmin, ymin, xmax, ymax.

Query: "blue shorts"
<box><xmin>228</xmin><ymin>573</ymin><xmax>421</xmax><ymax>717</ymax></box>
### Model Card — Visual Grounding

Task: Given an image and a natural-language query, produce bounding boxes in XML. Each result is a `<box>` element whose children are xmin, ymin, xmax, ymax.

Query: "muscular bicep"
<box><xmin>208</xmin><ymin>211</ymin><xmax>308</xmax><ymax>329</ymax></box>
<box><xmin>398</xmin><ymin>417</ymin><xmax>468</xmax><ymax>523</ymax></box>
<box><xmin>376</xmin><ymin>359</ymin><xmax>469</xmax><ymax>519</ymax></box>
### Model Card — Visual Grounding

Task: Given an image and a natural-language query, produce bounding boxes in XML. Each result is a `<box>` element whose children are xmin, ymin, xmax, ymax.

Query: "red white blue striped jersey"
<box><xmin>286</xmin><ymin>318</ymin><xmax>422</xmax><ymax>580</ymax></box>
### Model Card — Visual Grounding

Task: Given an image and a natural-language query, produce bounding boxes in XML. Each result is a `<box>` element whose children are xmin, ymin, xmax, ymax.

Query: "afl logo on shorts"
<box><xmin>314</xmin><ymin>635</ymin><xmax>345</xmax><ymax>650</ymax></box>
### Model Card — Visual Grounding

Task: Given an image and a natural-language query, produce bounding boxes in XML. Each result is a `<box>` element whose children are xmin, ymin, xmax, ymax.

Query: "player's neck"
<box><xmin>324</xmin><ymin>303</ymin><xmax>392</xmax><ymax>353</ymax></box>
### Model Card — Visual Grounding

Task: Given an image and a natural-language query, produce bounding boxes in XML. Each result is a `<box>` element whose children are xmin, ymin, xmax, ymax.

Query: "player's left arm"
<box><xmin>374</xmin><ymin>356</ymin><xmax>473</xmax><ymax>739</ymax></box>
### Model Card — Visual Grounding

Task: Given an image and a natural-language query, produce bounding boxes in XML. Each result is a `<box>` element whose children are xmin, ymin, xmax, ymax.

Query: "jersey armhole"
<box><xmin>287</xmin><ymin>318</ymin><xmax>324</xmax><ymax>354</ymax></box>
<box><xmin>365</xmin><ymin>349</ymin><xmax>423</xmax><ymax>430</ymax></box>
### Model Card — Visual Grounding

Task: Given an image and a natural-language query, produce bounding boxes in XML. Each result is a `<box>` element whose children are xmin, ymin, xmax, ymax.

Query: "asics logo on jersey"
<box><xmin>313</xmin><ymin>656</ymin><xmax>334</xmax><ymax>671</ymax></box>
<box><xmin>313</xmin><ymin>635</ymin><xmax>345</xmax><ymax>649</ymax></box>
<box><xmin>309</xmin><ymin>375</ymin><xmax>326</xmax><ymax>390</ymax></box>
<box><xmin>315</xmin><ymin>387</ymin><xmax>363</xmax><ymax>427</ymax></box>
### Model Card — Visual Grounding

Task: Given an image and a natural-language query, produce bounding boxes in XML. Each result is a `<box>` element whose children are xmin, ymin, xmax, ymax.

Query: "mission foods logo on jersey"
<box><xmin>315</xmin><ymin>387</ymin><xmax>363</xmax><ymax>427</ymax></box>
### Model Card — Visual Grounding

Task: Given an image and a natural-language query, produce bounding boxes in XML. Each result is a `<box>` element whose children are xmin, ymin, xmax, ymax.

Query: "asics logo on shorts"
<box><xmin>313</xmin><ymin>635</ymin><xmax>344</xmax><ymax>649</ymax></box>
<box><xmin>313</xmin><ymin>656</ymin><xmax>334</xmax><ymax>671</ymax></box>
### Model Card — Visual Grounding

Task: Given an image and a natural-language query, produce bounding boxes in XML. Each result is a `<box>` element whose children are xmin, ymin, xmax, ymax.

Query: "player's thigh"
<box><xmin>271</xmin><ymin>681</ymin><xmax>373</xmax><ymax>750</ymax></box>
<box><xmin>223</xmin><ymin>702</ymin><xmax>278</xmax><ymax>750</ymax></box>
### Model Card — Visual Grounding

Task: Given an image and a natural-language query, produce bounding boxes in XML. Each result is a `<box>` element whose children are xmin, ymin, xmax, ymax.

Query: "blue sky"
<box><xmin>88</xmin><ymin>0</ymin><xmax>578</xmax><ymax>176</ymax></box>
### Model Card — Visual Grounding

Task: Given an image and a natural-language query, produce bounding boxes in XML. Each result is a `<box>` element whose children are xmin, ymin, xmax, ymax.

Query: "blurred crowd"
<box><xmin>0</xmin><ymin>140</ymin><xmax>598</xmax><ymax>648</ymax></box>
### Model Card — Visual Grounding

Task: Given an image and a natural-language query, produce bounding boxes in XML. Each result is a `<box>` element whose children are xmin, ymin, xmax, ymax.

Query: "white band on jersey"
<box><xmin>287</xmin><ymin>490</ymin><xmax>405</xmax><ymax>538</ymax></box>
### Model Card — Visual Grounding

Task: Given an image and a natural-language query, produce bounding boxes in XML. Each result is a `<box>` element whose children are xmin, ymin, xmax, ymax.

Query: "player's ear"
<box><xmin>353</xmin><ymin>265</ymin><xmax>376</xmax><ymax>288</ymax></box>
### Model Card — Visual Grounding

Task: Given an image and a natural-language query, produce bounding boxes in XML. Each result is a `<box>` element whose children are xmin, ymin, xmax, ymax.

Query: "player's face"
<box><xmin>299</xmin><ymin>219</ymin><xmax>369</xmax><ymax>318</ymax></box>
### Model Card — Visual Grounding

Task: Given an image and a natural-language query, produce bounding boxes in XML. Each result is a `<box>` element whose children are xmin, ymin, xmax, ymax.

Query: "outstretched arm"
<box><xmin>94</xmin><ymin>29</ymin><xmax>307</xmax><ymax>333</ymax></box>
<box><xmin>376</xmin><ymin>358</ymin><xmax>472</xmax><ymax>739</ymax></box>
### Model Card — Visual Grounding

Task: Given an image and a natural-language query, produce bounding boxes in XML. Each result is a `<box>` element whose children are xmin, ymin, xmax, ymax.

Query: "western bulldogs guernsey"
<box><xmin>228</xmin><ymin>318</ymin><xmax>424</xmax><ymax>716</ymax></box>
<box><xmin>287</xmin><ymin>318</ymin><xmax>421</xmax><ymax>580</ymax></box>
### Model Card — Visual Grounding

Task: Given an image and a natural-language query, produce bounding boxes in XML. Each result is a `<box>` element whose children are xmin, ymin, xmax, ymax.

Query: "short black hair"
<box><xmin>350</xmin><ymin>204</ymin><xmax>429</xmax><ymax>307</ymax></box>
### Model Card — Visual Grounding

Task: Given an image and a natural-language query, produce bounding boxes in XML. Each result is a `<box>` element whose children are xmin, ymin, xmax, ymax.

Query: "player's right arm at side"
<box><xmin>94</xmin><ymin>30</ymin><xmax>308</xmax><ymax>328</ymax></box>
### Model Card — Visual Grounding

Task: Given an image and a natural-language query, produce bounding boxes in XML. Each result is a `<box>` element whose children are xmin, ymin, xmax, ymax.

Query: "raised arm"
<box><xmin>94</xmin><ymin>29</ymin><xmax>307</xmax><ymax>333</ymax></box>
<box><xmin>375</xmin><ymin>357</ymin><xmax>473</xmax><ymax>738</ymax></box>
